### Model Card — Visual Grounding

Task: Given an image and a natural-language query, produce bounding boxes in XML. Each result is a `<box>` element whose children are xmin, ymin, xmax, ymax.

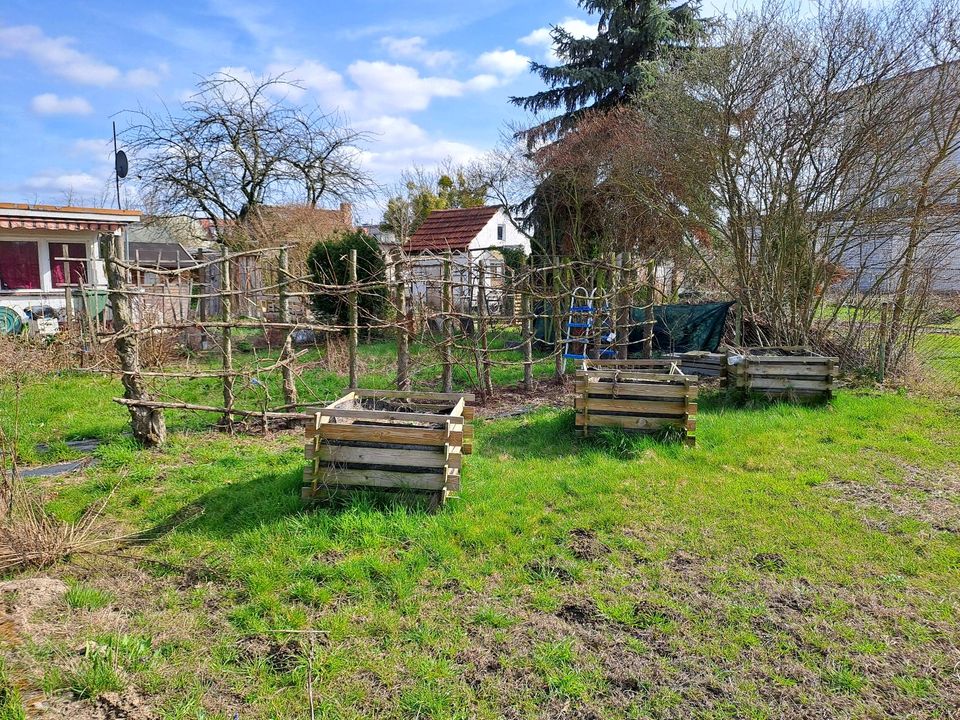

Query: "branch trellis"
<box><xmin>87</xmin><ymin>234</ymin><xmax>662</xmax><ymax>447</ymax></box>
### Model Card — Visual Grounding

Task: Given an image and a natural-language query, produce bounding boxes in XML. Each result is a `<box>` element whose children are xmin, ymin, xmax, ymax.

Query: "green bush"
<box><xmin>307</xmin><ymin>230</ymin><xmax>387</xmax><ymax>329</ymax></box>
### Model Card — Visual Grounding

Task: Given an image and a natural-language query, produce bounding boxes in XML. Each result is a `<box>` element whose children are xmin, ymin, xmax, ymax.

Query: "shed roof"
<box><xmin>405</xmin><ymin>206</ymin><xmax>500</xmax><ymax>253</ymax></box>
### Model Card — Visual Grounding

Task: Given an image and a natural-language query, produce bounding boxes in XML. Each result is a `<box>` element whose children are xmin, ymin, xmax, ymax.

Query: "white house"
<box><xmin>402</xmin><ymin>206</ymin><xmax>531</xmax><ymax>313</ymax></box>
<box><xmin>0</xmin><ymin>203</ymin><xmax>141</xmax><ymax>330</ymax></box>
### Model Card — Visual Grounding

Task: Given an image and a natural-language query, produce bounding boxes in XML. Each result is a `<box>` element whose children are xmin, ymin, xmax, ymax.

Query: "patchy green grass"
<box><xmin>1</xmin><ymin>367</ymin><xmax>959</xmax><ymax>718</ymax></box>
<box><xmin>0</xmin><ymin>658</ymin><xmax>25</xmax><ymax>720</ymax></box>
<box><xmin>0</xmin><ymin>334</ymin><xmax>556</xmax><ymax>465</ymax></box>
<box><xmin>65</xmin><ymin>582</ymin><xmax>113</xmax><ymax>611</ymax></box>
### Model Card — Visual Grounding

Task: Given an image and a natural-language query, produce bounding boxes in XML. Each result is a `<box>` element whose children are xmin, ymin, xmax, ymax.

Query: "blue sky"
<box><xmin>0</xmin><ymin>0</ymin><xmax>734</xmax><ymax>221</ymax></box>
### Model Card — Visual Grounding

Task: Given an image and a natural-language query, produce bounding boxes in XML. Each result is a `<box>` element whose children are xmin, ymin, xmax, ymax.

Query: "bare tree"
<box><xmin>640</xmin><ymin>0</ymin><xmax>956</xmax><ymax>357</ymax></box>
<box><xmin>126</xmin><ymin>72</ymin><xmax>372</xmax><ymax>245</ymax></box>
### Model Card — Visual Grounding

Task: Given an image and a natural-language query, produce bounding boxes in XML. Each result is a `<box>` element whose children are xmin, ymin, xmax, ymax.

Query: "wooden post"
<box><xmin>878</xmin><ymin>301</ymin><xmax>890</xmax><ymax>379</ymax></box>
<box><xmin>99</xmin><ymin>233</ymin><xmax>166</xmax><ymax>446</ymax></box>
<box><xmin>618</xmin><ymin>252</ymin><xmax>631</xmax><ymax>359</ymax></box>
<box><xmin>441</xmin><ymin>253</ymin><xmax>454</xmax><ymax>393</ymax></box>
<box><xmin>522</xmin><ymin>280</ymin><xmax>534</xmax><ymax>392</ymax></box>
<box><xmin>643</xmin><ymin>259</ymin><xmax>655</xmax><ymax>359</ymax></box>
<box><xmin>734</xmin><ymin>299</ymin><xmax>744</xmax><ymax>347</ymax></box>
<box><xmin>476</xmin><ymin>261</ymin><xmax>493</xmax><ymax>397</ymax></box>
<box><xmin>553</xmin><ymin>256</ymin><xmax>565</xmax><ymax>379</ymax></box>
<box><xmin>221</xmin><ymin>245</ymin><xmax>235</xmax><ymax>428</ymax></box>
<box><xmin>348</xmin><ymin>248</ymin><xmax>359</xmax><ymax>389</ymax></box>
<box><xmin>61</xmin><ymin>244</ymin><xmax>73</xmax><ymax>326</ymax></box>
<box><xmin>395</xmin><ymin>254</ymin><xmax>410</xmax><ymax>391</ymax></box>
<box><xmin>278</xmin><ymin>248</ymin><xmax>299</xmax><ymax>407</ymax></box>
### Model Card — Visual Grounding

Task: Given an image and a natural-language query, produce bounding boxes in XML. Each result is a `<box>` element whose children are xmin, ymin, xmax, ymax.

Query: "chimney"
<box><xmin>339</xmin><ymin>202</ymin><xmax>353</xmax><ymax>228</ymax></box>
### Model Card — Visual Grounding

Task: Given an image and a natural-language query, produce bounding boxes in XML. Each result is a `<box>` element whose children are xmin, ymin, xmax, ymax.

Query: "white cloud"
<box><xmin>356</xmin><ymin>115</ymin><xmax>428</xmax><ymax>146</ymax></box>
<box><xmin>0</xmin><ymin>23</ymin><xmax>164</xmax><ymax>87</ymax></box>
<box><xmin>30</xmin><ymin>93</ymin><xmax>93</xmax><ymax>115</ymax></box>
<box><xmin>381</xmin><ymin>36</ymin><xmax>456</xmax><ymax>69</ymax></box>
<box><xmin>464</xmin><ymin>74</ymin><xmax>501</xmax><ymax>92</ymax></box>
<box><xmin>347</xmin><ymin>60</ymin><xmax>465</xmax><ymax>114</ymax></box>
<box><xmin>70</xmin><ymin>138</ymin><xmax>113</xmax><ymax>158</ymax></box>
<box><xmin>519</xmin><ymin>17</ymin><xmax>598</xmax><ymax>61</ymax></box>
<box><xmin>208</xmin><ymin>0</ymin><xmax>279</xmax><ymax>45</ymax></box>
<box><xmin>361</xmin><ymin>138</ymin><xmax>484</xmax><ymax>177</ymax></box>
<box><xmin>475</xmin><ymin>49</ymin><xmax>530</xmax><ymax>78</ymax></box>
<box><xmin>23</xmin><ymin>171</ymin><xmax>105</xmax><ymax>195</ymax></box>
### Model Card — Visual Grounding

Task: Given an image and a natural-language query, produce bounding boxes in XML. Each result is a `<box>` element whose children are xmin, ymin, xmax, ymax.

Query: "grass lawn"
<box><xmin>1</xmin><ymin>350</ymin><xmax>959</xmax><ymax>718</ymax></box>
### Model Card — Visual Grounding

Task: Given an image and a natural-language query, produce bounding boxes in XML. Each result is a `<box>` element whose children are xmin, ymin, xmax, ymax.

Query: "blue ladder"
<box><xmin>562</xmin><ymin>287</ymin><xmax>617</xmax><ymax>363</ymax></box>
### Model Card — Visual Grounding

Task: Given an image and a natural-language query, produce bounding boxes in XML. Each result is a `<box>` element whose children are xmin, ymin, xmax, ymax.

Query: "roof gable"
<box><xmin>405</xmin><ymin>206</ymin><xmax>500</xmax><ymax>253</ymax></box>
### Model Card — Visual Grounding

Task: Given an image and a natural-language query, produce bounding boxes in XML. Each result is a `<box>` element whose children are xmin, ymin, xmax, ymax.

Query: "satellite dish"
<box><xmin>115</xmin><ymin>150</ymin><xmax>128</xmax><ymax>179</ymax></box>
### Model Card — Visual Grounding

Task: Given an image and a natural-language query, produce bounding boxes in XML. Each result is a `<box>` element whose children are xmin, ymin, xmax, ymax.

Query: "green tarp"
<box><xmin>535</xmin><ymin>301</ymin><xmax>733</xmax><ymax>355</ymax></box>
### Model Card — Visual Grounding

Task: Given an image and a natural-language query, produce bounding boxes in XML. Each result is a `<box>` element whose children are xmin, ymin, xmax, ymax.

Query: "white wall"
<box><xmin>467</xmin><ymin>208</ymin><xmax>531</xmax><ymax>256</ymax></box>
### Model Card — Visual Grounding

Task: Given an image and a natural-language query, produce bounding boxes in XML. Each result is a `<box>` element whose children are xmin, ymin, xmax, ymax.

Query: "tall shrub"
<box><xmin>307</xmin><ymin>230</ymin><xmax>387</xmax><ymax>329</ymax></box>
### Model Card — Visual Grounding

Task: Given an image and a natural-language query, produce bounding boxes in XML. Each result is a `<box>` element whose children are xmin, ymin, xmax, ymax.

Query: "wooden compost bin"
<box><xmin>663</xmin><ymin>351</ymin><xmax>729</xmax><ymax>384</ymax></box>
<box><xmin>731</xmin><ymin>350</ymin><xmax>837</xmax><ymax>400</ymax></box>
<box><xmin>303</xmin><ymin>389</ymin><xmax>474</xmax><ymax>507</ymax></box>
<box><xmin>574</xmin><ymin>369</ymin><xmax>698</xmax><ymax>445</ymax></box>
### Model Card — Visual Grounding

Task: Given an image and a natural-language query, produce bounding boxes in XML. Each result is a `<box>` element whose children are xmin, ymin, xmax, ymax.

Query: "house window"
<box><xmin>0</xmin><ymin>241</ymin><xmax>41</xmax><ymax>290</ymax></box>
<box><xmin>497</xmin><ymin>224</ymin><xmax>505</xmax><ymax>241</ymax></box>
<box><xmin>48</xmin><ymin>242</ymin><xmax>88</xmax><ymax>287</ymax></box>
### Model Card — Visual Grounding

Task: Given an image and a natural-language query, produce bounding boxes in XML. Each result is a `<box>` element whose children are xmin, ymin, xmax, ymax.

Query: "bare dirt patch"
<box><xmin>0</xmin><ymin>577</ymin><xmax>67</xmax><ymax>636</ymax></box>
<box><xmin>824</xmin><ymin>457</ymin><xmax>960</xmax><ymax>533</ymax></box>
<box><xmin>478</xmin><ymin>379</ymin><xmax>571</xmax><ymax>419</ymax></box>
<box><xmin>568</xmin><ymin>528</ymin><xmax>608</xmax><ymax>561</ymax></box>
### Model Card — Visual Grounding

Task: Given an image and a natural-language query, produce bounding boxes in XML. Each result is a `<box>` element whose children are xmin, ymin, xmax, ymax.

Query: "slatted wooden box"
<box><xmin>663</xmin><ymin>352</ymin><xmax>729</xmax><ymax>383</ymax></box>
<box><xmin>574</xmin><ymin>369</ymin><xmax>698</xmax><ymax>445</ymax></box>
<box><xmin>303</xmin><ymin>389</ymin><xmax>474</xmax><ymax>507</ymax></box>
<box><xmin>731</xmin><ymin>351</ymin><xmax>837</xmax><ymax>400</ymax></box>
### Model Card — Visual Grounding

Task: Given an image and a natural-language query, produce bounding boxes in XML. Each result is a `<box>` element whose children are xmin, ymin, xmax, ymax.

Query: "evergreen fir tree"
<box><xmin>511</xmin><ymin>0</ymin><xmax>705</xmax><ymax>146</ymax></box>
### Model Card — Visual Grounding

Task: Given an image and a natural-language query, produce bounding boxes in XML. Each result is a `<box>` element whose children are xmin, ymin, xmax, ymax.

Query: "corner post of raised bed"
<box><xmin>348</xmin><ymin>248</ymin><xmax>359</xmax><ymax>389</ymax></box>
<box><xmin>220</xmin><ymin>244</ymin><xmax>235</xmax><ymax>430</ymax></box>
<box><xmin>441</xmin><ymin>253</ymin><xmax>454</xmax><ymax>393</ymax></box>
<box><xmin>683</xmin><ymin>375</ymin><xmax>698</xmax><ymax>447</ymax></box>
<box><xmin>278</xmin><ymin>247</ymin><xmax>298</xmax><ymax>408</ymax></box>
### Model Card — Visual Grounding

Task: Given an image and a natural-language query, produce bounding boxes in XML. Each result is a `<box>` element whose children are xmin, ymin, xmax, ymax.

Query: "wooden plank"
<box><xmin>583</xmin><ymin>359</ymin><xmax>677</xmax><ymax>369</ymax></box>
<box><xmin>746</xmin><ymin>377</ymin><xmax>831</xmax><ymax>391</ymax></box>
<box><xmin>309</xmin><ymin>444</ymin><xmax>459</xmax><ymax>469</ymax></box>
<box><xmin>576</xmin><ymin>397</ymin><xmax>688</xmax><ymax>415</ymax></box>
<box><xmin>575</xmin><ymin>413</ymin><xmax>692</xmax><ymax>430</ymax></box>
<box><xmin>574</xmin><ymin>381</ymin><xmax>695</xmax><ymax>399</ymax></box>
<box><xmin>309</xmin><ymin>423</ymin><xmax>460</xmax><ymax>446</ymax></box>
<box><xmin>352</xmin><ymin>389</ymin><xmax>476</xmax><ymax>403</ymax></box>
<box><xmin>746</xmin><ymin>355</ymin><xmax>837</xmax><ymax>364</ymax></box>
<box><xmin>746</xmin><ymin>364</ymin><xmax>832</xmax><ymax>378</ymax></box>
<box><xmin>319</xmin><ymin>408</ymin><xmax>455</xmax><ymax>424</ymax></box>
<box><xmin>303</xmin><ymin>467</ymin><xmax>446</xmax><ymax>491</ymax></box>
<box><xmin>575</xmin><ymin>370</ymin><xmax>693</xmax><ymax>383</ymax></box>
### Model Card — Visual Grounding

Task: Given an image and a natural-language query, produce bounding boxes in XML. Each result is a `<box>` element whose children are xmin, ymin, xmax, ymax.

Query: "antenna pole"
<box><xmin>113</xmin><ymin>121</ymin><xmax>122</xmax><ymax>210</ymax></box>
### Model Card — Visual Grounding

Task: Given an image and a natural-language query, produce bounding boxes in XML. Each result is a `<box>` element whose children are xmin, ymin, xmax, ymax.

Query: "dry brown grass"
<box><xmin>0</xmin><ymin>484</ymin><xmax>125</xmax><ymax>573</ymax></box>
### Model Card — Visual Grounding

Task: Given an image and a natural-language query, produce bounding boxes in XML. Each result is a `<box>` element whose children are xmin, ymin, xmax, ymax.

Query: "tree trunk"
<box><xmin>100</xmin><ymin>233</ymin><xmax>166</xmax><ymax>447</ymax></box>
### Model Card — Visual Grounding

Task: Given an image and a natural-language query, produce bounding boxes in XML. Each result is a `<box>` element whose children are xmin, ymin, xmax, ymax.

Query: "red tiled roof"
<box><xmin>405</xmin><ymin>206</ymin><xmax>500</xmax><ymax>252</ymax></box>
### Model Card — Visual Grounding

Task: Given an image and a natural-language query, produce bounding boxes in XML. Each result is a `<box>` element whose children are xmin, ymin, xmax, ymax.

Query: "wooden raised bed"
<box><xmin>581</xmin><ymin>358</ymin><xmax>681</xmax><ymax>372</ymax></box>
<box><xmin>574</xmin><ymin>369</ymin><xmax>698</xmax><ymax>445</ymax></box>
<box><xmin>663</xmin><ymin>351</ymin><xmax>729</xmax><ymax>383</ymax></box>
<box><xmin>303</xmin><ymin>389</ymin><xmax>474</xmax><ymax>507</ymax></box>
<box><xmin>731</xmin><ymin>350</ymin><xmax>837</xmax><ymax>400</ymax></box>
